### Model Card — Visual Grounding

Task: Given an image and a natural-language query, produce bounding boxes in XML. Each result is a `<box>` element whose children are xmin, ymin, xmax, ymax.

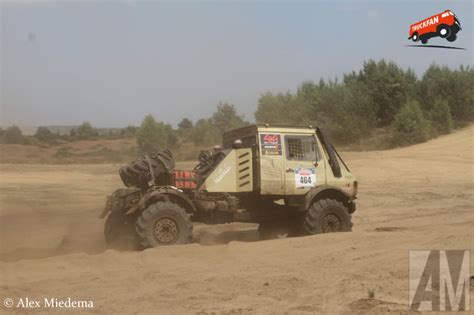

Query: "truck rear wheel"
<box><xmin>447</xmin><ymin>33</ymin><xmax>457</xmax><ymax>42</ymax></box>
<box><xmin>304</xmin><ymin>199</ymin><xmax>352</xmax><ymax>234</ymax></box>
<box><xmin>136</xmin><ymin>201</ymin><xmax>192</xmax><ymax>248</ymax></box>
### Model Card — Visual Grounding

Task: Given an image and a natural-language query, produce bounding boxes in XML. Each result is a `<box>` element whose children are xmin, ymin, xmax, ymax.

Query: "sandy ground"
<box><xmin>0</xmin><ymin>127</ymin><xmax>473</xmax><ymax>314</ymax></box>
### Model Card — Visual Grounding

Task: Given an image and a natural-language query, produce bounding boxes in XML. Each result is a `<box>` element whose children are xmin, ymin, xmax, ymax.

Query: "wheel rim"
<box><xmin>322</xmin><ymin>213</ymin><xmax>341</xmax><ymax>233</ymax></box>
<box><xmin>440</xmin><ymin>28</ymin><xmax>447</xmax><ymax>36</ymax></box>
<box><xmin>413</xmin><ymin>34</ymin><xmax>418</xmax><ymax>41</ymax></box>
<box><xmin>154</xmin><ymin>217</ymin><xmax>179</xmax><ymax>244</ymax></box>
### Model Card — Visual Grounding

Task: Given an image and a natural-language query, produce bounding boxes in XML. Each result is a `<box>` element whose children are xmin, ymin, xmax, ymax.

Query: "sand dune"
<box><xmin>0</xmin><ymin>126</ymin><xmax>473</xmax><ymax>314</ymax></box>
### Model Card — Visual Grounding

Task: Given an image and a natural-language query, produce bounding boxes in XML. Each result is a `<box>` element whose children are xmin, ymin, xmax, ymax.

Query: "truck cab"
<box><xmin>220</xmin><ymin>124</ymin><xmax>357</xmax><ymax>204</ymax></box>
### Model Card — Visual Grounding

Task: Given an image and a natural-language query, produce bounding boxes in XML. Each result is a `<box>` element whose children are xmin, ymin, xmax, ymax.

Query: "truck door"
<box><xmin>259</xmin><ymin>133</ymin><xmax>285</xmax><ymax>195</ymax></box>
<box><xmin>284</xmin><ymin>135</ymin><xmax>326</xmax><ymax>195</ymax></box>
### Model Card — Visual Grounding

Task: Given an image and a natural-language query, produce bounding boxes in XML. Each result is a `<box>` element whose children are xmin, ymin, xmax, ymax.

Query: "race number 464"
<box><xmin>295</xmin><ymin>168</ymin><xmax>316</xmax><ymax>188</ymax></box>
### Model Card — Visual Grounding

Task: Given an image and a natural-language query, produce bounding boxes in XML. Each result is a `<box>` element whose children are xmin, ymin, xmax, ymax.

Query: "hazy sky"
<box><xmin>1</xmin><ymin>0</ymin><xmax>472</xmax><ymax>128</ymax></box>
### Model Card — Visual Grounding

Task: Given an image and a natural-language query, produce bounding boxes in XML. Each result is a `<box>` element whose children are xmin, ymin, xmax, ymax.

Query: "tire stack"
<box><xmin>119</xmin><ymin>149</ymin><xmax>175</xmax><ymax>189</ymax></box>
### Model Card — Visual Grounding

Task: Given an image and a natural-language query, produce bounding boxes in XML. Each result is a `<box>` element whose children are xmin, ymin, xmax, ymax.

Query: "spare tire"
<box><xmin>119</xmin><ymin>149</ymin><xmax>175</xmax><ymax>189</ymax></box>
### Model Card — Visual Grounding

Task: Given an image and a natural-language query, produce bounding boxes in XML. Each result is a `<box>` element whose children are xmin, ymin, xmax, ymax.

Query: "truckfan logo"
<box><xmin>408</xmin><ymin>10</ymin><xmax>461</xmax><ymax>45</ymax></box>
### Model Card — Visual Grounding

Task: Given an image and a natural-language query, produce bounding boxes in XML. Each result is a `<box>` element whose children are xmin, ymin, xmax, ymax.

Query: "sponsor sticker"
<box><xmin>260</xmin><ymin>134</ymin><xmax>282</xmax><ymax>156</ymax></box>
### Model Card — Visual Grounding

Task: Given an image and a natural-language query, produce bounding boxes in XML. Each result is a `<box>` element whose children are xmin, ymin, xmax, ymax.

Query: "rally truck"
<box><xmin>408</xmin><ymin>9</ymin><xmax>461</xmax><ymax>44</ymax></box>
<box><xmin>99</xmin><ymin>125</ymin><xmax>358</xmax><ymax>248</ymax></box>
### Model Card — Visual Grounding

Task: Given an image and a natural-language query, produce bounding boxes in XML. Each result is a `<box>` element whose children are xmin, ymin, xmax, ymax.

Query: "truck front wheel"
<box><xmin>136</xmin><ymin>201</ymin><xmax>193</xmax><ymax>248</ymax></box>
<box><xmin>304</xmin><ymin>199</ymin><xmax>352</xmax><ymax>234</ymax></box>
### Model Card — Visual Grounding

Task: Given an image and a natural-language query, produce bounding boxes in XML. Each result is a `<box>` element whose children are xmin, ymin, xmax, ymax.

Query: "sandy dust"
<box><xmin>0</xmin><ymin>127</ymin><xmax>473</xmax><ymax>314</ymax></box>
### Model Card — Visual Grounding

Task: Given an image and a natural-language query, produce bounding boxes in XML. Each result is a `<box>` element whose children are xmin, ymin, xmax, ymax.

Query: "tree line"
<box><xmin>255</xmin><ymin>60</ymin><xmax>473</xmax><ymax>147</ymax></box>
<box><xmin>135</xmin><ymin>102</ymin><xmax>247</xmax><ymax>153</ymax></box>
<box><xmin>0</xmin><ymin>122</ymin><xmax>138</xmax><ymax>145</ymax></box>
<box><xmin>143</xmin><ymin>59</ymin><xmax>472</xmax><ymax>151</ymax></box>
<box><xmin>1</xmin><ymin>59</ymin><xmax>472</xmax><ymax>153</ymax></box>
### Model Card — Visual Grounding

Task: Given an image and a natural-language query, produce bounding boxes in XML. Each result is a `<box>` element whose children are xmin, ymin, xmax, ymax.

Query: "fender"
<box><xmin>299</xmin><ymin>185</ymin><xmax>352</xmax><ymax>211</ymax></box>
<box><xmin>127</xmin><ymin>186</ymin><xmax>197</xmax><ymax>215</ymax></box>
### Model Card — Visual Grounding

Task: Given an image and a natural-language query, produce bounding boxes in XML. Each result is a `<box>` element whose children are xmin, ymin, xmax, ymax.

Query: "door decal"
<box><xmin>260</xmin><ymin>134</ymin><xmax>282</xmax><ymax>155</ymax></box>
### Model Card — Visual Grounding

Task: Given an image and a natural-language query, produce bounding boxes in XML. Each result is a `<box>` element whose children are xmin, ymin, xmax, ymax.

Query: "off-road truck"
<box><xmin>100</xmin><ymin>125</ymin><xmax>358</xmax><ymax>248</ymax></box>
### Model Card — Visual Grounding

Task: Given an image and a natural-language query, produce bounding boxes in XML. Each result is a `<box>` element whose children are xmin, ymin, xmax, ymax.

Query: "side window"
<box><xmin>285</xmin><ymin>136</ymin><xmax>320</xmax><ymax>161</ymax></box>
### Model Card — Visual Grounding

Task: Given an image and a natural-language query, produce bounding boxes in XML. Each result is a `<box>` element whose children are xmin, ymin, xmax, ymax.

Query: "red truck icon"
<box><xmin>408</xmin><ymin>10</ymin><xmax>461</xmax><ymax>44</ymax></box>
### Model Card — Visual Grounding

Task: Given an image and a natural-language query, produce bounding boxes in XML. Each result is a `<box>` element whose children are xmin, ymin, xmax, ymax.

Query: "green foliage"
<box><xmin>419</xmin><ymin>64</ymin><xmax>474</xmax><ymax>126</ymax></box>
<box><xmin>429</xmin><ymin>99</ymin><xmax>453</xmax><ymax>134</ymax></box>
<box><xmin>71</xmin><ymin>122</ymin><xmax>99</xmax><ymax>140</ymax></box>
<box><xmin>186</xmin><ymin>102</ymin><xmax>248</xmax><ymax>146</ymax></box>
<box><xmin>178</xmin><ymin>118</ymin><xmax>193</xmax><ymax>130</ymax></box>
<box><xmin>136</xmin><ymin>115</ymin><xmax>169</xmax><ymax>153</ymax></box>
<box><xmin>177</xmin><ymin>118</ymin><xmax>193</xmax><ymax>139</ymax></box>
<box><xmin>323</xmin><ymin>83</ymin><xmax>377</xmax><ymax>144</ymax></box>
<box><xmin>165</xmin><ymin>124</ymin><xmax>179</xmax><ymax>149</ymax></box>
<box><xmin>256</xmin><ymin>78</ymin><xmax>377</xmax><ymax>144</ymax></box>
<box><xmin>210</xmin><ymin>102</ymin><xmax>248</xmax><ymax>133</ymax></box>
<box><xmin>392</xmin><ymin>100</ymin><xmax>430</xmax><ymax>145</ymax></box>
<box><xmin>120</xmin><ymin>125</ymin><xmax>137</xmax><ymax>137</ymax></box>
<box><xmin>356</xmin><ymin>60</ymin><xmax>417</xmax><ymax>127</ymax></box>
<box><xmin>2</xmin><ymin>125</ymin><xmax>27</xmax><ymax>144</ymax></box>
<box><xmin>255</xmin><ymin>92</ymin><xmax>295</xmax><ymax>124</ymax></box>
<box><xmin>188</xmin><ymin>118</ymin><xmax>220</xmax><ymax>146</ymax></box>
<box><xmin>255</xmin><ymin>60</ymin><xmax>472</xmax><ymax>148</ymax></box>
<box><xmin>35</xmin><ymin>126</ymin><xmax>58</xmax><ymax>143</ymax></box>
